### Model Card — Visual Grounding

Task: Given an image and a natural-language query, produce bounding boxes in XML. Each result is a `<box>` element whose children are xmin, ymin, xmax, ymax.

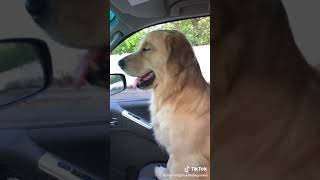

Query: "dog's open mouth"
<box><xmin>133</xmin><ymin>71</ymin><xmax>156</xmax><ymax>89</ymax></box>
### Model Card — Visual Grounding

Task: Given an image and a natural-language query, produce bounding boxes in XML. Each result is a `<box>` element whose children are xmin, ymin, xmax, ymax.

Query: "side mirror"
<box><xmin>110</xmin><ymin>74</ymin><xmax>126</xmax><ymax>96</ymax></box>
<box><xmin>0</xmin><ymin>38</ymin><xmax>52</xmax><ymax>109</ymax></box>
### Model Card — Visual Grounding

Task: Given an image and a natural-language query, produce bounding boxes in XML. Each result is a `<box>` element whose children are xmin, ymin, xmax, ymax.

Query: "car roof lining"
<box><xmin>110</xmin><ymin>0</ymin><xmax>167</xmax><ymax>18</ymax></box>
<box><xmin>110</xmin><ymin>0</ymin><xmax>209</xmax><ymax>50</ymax></box>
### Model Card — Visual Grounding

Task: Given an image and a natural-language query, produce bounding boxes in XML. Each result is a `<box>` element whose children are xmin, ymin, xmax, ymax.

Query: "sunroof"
<box><xmin>110</xmin><ymin>10</ymin><xmax>116</xmax><ymax>22</ymax></box>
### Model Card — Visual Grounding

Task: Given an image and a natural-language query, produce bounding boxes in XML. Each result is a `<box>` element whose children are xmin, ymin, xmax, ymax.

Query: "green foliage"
<box><xmin>0</xmin><ymin>43</ymin><xmax>36</xmax><ymax>73</ymax></box>
<box><xmin>162</xmin><ymin>17</ymin><xmax>210</xmax><ymax>46</ymax></box>
<box><xmin>112</xmin><ymin>17</ymin><xmax>210</xmax><ymax>55</ymax></box>
<box><xmin>112</xmin><ymin>31</ymin><xmax>146</xmax><ymax>55</ymax></box>
<box><xmin>110</xmin><ymin>74</ymin><xmax>122</xmax><ymax>84</ymax></box>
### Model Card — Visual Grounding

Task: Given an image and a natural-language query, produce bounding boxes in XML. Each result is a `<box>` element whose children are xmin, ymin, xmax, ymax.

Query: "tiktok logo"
<box><xmin>184</xmin><ymin>166</ymin><xmax>190</xmax><ymax>173</ymax></box>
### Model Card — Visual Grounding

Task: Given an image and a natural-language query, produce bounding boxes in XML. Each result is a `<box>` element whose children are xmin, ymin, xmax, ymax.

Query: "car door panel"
<box><xmin>28</xmin><ymin>123</ymin><xmax>109</xmax><ymax>179</ymax></box>
<box><xmin>110</xmin><ymin>100</ymin><xmax>168</xmax><ymax>180</ymax></box>
<box><xmin>110</xmin><ymin>131</ymin><xmax>168</xmax><ymax>180</ymax></box>
<box><xmin>113</xmin><ymin>99</ymin><xmax>151</xmax><ymax>121</ymax></box>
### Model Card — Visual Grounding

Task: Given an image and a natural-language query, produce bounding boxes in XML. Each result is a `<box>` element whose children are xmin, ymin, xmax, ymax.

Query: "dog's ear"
<box><xmin>213</xmin><ymin>0</ymin><xmax>288</xmax><ymax>99</ymax></box>
<box><xmin>165</xmin><ymin>32</ymin><xmax>195</xmax><ymax>76</ymax></box>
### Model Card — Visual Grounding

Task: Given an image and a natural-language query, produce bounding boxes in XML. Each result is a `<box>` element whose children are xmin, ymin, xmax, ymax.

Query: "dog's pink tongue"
<box><xmin>133</xmin><ymin>77</ymin><xmax>141</xmax><ymax>88</ymax></box>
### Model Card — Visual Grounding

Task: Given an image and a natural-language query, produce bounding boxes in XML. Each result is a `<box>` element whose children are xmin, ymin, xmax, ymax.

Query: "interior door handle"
<box><xmin>0</xmin><ymin>130</ymin><xmax>103</xmax><ymax>180</ymax></box>
<box><xmin>121</xmin><ymin>110</ymin><xmax>152</xmax><ymax>129</ymax></box>
<box><xmin>38</xmin><ymin>152</ymin><xmax>102</xmax><ymax>180</ymax></box>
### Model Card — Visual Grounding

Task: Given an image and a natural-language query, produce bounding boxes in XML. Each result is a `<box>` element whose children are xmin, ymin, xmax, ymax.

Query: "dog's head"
<box><xmin>213</xmin><ymin>0</ymin><xmax>290</xmax><ymax>96</ymax></box>
<box><xmin>118</xmin><ymin>30</ymin><xmax>197</xmax><ymax>89</ymax></box>
<box><xmin>25</xmin><ymin>0</ymin><xmax>107</xmax><ymax>48</ymax></box>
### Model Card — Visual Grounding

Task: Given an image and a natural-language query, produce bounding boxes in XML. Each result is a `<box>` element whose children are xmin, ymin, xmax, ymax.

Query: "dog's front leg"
<box><xmin>154</xmin><ymin>154</ymin><xmax>173</xmax><ymax>180</ymax></box>
<box><xmin>155</xmin><ymin>154</ymin><xmax>188</xmax><ymax>180</ymax></box>
<box><xmin>169</xmin><ymin>154</ymin><xmax>209</xmax><ymax>180</ymax></box>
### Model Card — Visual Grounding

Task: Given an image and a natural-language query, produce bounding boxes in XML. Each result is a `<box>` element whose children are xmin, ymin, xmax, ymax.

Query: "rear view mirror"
<box><xmin>0</xmin><ymin>38</ymin><xmax>52</xmax><ymax>109</ymax></box>
<box><xmin>110</xmin><ymin>74</ymin><xmax>126</xmax><ymax>96</ymax></box>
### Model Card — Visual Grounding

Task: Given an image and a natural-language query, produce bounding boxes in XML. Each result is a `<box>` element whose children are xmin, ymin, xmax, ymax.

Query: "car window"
<box><xmin>110</xmin><ymin>17</ymin><xmax>210</xmax><ymax>101</ymax></box>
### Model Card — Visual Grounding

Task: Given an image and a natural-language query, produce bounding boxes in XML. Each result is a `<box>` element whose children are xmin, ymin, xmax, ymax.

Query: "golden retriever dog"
<box><xmin>214</xmin><ymin>0</ymin><xmax>320</xmax><ymax>179</ymax></box>
<box><xmin>26</xmin><ymin>0</ymin><xmax>107</xmax><ymax>48</ymax></box>
<box><xmin>119</xmin><ymin>30</ymin><xmax>210</xmax><ymax>179</ymax></box>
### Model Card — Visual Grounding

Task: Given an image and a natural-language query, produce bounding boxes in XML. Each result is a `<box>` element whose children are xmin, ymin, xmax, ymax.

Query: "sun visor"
<box><xmin>26</xmin><ymin>0</ymin><xmax>107</xmax><ymax>49</ymax></box>
<box><xmin>170</xmin><ymin>0</ymin><xmax>209</xmax><ymax>16</ymax></box>
<box><xmin>111</xmin><ymin>0</ymin><xmax>167</xmax><ymax>18</ymax></box>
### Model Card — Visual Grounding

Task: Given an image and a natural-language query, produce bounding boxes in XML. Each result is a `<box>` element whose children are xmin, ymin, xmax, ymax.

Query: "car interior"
<box><xmin>110</xmin><ymin>0</ymin><xmax>209</xmax><ymax>179</ymax></box>
<box><xmin>0</xmin><ymin>0</ymin><xmax>209</xmax><ymax>180</ymax></box>
<box><xmin>110</xmin><ymin>0</ymin><xmax>209</xmax><ymax>49</ymax></box>
<box><xmin>0</xmin><ymin>0</ymin><xmax>107</xmax><ymax>180</ymax></box>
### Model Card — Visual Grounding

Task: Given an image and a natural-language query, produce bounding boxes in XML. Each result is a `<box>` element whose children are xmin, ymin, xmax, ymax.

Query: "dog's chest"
<box><xmin>150</xmin><ymin>100</ymin><xmax>173</xmax><ymax>151</ymax></box>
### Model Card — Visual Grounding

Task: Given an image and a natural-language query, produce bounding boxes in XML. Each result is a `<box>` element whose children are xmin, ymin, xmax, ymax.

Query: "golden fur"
<box><xmin>214</xmin><ymin>0</ymin><xmax>320</xmax><ymax>179</ymax></box>
<box><xmin>120</xmin><ymin>30</ymin><xmax>210</xmax><ymax>179</ymax></box>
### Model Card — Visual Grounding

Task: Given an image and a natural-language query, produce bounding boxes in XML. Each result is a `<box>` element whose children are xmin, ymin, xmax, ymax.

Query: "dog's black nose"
<box><xmin>118</xmin><ymin>59</ymin><xmax>127</xmax><ymax>69</ymax></box>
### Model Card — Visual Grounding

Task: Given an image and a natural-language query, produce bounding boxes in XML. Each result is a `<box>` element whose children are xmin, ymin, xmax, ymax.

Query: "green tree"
<box><xmin>162</xmin><ymin>17</ymin><xmax>210</xmax><ymax>46</ymax></box>
<box><xmin>110</xmin><ymin>74</ymin><xmax>122</xmax><ymax>84</ymax></box>
<box><xmin>112</xmin><ymin>17</ymin><xmax>210</xmax><ymax>55</ymax></box>
<box><xmin>112</xmin><ymin>31</ymin><xmax>146</xmax><ymax>55</ymax></box>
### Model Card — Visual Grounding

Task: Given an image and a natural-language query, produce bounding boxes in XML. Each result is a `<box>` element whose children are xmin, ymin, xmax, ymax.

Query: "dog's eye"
<box><xmin>142</xmin><ymin>48</ymin><xmax>151</xmax><ymax>52</ymax></box>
